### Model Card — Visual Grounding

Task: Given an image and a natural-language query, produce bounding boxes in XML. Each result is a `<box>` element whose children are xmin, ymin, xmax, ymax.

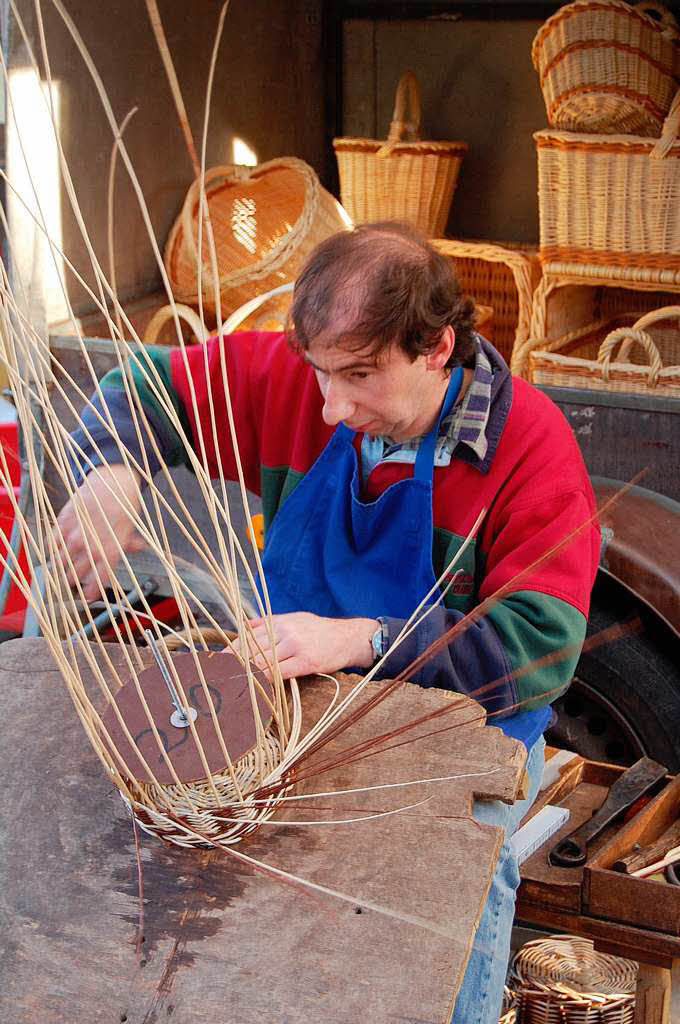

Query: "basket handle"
<box><xmin>628</xmin><ymin>303</ymin><xmax>680</xmax><ymax>332</ymax></box>
<box><xmin>650</xmin><ymin>87</ymin><xmax>680</xmax><ymax>158</ymax></box>
<box><xmin>632</xmin><ymin>1</ymin><xmax>679</xmax><ymax>35</ymax></box>
<box><xmin>179</xmin><ymin>164</ymin><xmax>252</xmax><ymax>266</ymax></box>
<box><xmin>597</xmin><ymin>327</ymin><xmax>664</xmax><ymax>386</ymax></box>
<box><xmin>143</xmin><ymin>302</ymin><xmax>210</xmax><ymax>345</ymax></box>
<box><xmin>376</xmin><ymin>71</ymin><xmax>421</xmax><ymax>156</ymax></box>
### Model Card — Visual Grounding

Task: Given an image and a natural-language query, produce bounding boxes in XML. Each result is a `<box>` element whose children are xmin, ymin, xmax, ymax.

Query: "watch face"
<box><xmin>372</xmin><ymin>626</ymin><xmax>385</xmax><ymax>659</ymax></box>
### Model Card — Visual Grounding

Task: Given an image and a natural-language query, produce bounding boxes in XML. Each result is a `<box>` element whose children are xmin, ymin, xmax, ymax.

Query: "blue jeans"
<box><xmin>451</xmin><ymin>735</ymin><xmax>546</xmax><ymax>1024</ymax></box>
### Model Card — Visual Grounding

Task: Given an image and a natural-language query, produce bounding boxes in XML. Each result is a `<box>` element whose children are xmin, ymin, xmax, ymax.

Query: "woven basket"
<box><xmin>164</xmin><ymin>158</ymin><xmax>351</xmax><ymax>319</ymax></box>
<box><xmin>122</xmin><ymin>627</ymin><xmax>293</xmax><ymax>850</ymax></box>
<box><xmin>535</xmin><ymin>87</ymin><xmax>680</xmax><ymax>279</ymax></box>
<box><xmin>433</xmin><ymin>239</ymin><xmax>540</xmax><ymax>366</ymax></box>
<box><xmin>532</xmin><ymin>0</ymin><xmax>680</xmax><ymax>136</ymax></box>
<box><xmin>510</xmin><ymin>934</ymin><xmax>637</xmax><ymax>1023</ymax></box>
<box><xmin>500</xmin><ymin>985</ymin><xmax>519</xmax><ymax>1024</ymax></box>
<box><xmin>333</xmin><ymin>72</ymin><xmax>467</xmax><ymax>236</ymax></box>
<box><xmin>529</xmin><ymin>304</ymin><xmax>680</xmax><ymax>395</ymax></box>
<box><xmin>512</xmin><ymin>267</ymin><xmax>680</xmax><ymax>376</ymax></box>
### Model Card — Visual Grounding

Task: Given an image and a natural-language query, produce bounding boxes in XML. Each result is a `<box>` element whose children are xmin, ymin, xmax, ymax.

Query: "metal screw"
<box><xmin>144</xmin><ymin>629</ymin><xmax>198</xmax><ymax>729</ymax></box>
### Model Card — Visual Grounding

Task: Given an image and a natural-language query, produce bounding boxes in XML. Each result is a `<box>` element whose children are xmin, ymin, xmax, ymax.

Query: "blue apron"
<box><xmin>260</xmin><ymin>367</ymin><xmax>548</xmax><ymax>747</ymax></box>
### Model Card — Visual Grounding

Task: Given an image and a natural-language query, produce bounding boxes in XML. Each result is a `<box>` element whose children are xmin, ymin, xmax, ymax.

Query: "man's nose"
<box><xmin>321</xmin><ymin>378</ymin><xmax>355</xmax><ymax>426</ymax></box>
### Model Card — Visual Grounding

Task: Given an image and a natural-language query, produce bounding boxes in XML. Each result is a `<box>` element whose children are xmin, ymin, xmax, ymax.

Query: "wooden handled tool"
<box><xmin>631</xmin><ymin>845</ymin><xmax>680</xmax><ymax>880</ymax></box>
<box><xmin>613</xmin><ymin>818</ymin><xmax>680</xmax><ymax>874</ymax></box>
<box><xmin>548</xmin><ymin>757</ymin><xmax>667</xmax><ymax>868</ymax></box>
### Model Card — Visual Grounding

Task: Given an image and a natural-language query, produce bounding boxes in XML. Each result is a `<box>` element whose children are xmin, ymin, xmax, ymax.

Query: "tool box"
<box><xmin>518</xmin><ymin>752</ymin><xmax>680</xmax><ymax>936</ymax></box>
<box><xmin>585</xmin><ymin>774</ymin><xmax>680</xmax><ymax>935</ymax></box>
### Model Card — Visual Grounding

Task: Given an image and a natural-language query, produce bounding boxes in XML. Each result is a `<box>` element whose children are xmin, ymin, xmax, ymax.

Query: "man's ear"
<box><xmin>426</xmin><ymin>326</ymin><xmax>455</xmax><ymax>370</ymax></box>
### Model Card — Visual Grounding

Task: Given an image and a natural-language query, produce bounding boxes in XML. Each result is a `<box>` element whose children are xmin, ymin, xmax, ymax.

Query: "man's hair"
<box><xmin>288</xmin><ymin>221</ymin><xmax>478</xmax><ymax>369</ymax></box>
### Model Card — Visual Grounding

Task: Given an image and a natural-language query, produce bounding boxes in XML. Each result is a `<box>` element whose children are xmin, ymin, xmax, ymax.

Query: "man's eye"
<box><xmin>350</xmin><ymin>371</ymin><xmax>369</xmax><ymax>380</ymax></box>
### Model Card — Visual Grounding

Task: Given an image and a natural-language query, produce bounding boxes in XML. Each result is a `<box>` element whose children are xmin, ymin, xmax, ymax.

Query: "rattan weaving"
<box><xmin>532</xmin><ymin>0</ymin><xmax>680</xmax><ymax>136</ymax></box>
<box><xmin>164</xmin><ymin>158</ymin><xmax>351</xmax><ymax>319</ymax></box>
<box><xmin>510</xmin><ymin>934</ymin><xmax>637</xmax><ymax>1023</ymax></box>
<box><xmin>535</xmin><ymin>88</ymin><xmax>680</xmax><ymax>280</ymax></box>
<box><xmin>511</xmin><ymin>268</ymin><xmax>680</xmax><ymax>376</ymax></box>
<box><xmin>432</xmin><ymin>239</ymin><xmax>539</xmax><ymax>366</ymax></box>
<box><xmin>500</xmin><ymin>985</ymin><xmax>518</xmax><ymax>1024</ymax></box>
<box><xmin>333</xmin><ymin>72</ymin><xmax>467</xmax><ymax>236</ymax></box>
<box><xmin>528</xmin><ymin>304</ymin><xmax>680</xmax><ymax>395</ymax></box>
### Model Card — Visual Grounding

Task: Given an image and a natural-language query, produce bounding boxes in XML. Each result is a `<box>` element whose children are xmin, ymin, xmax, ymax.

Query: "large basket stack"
<box><xmin>518</xmin><ymin>0</ymin><xmax>680</xmax><ymax>395</ymax></box>
<box><xmin>533</xmin><ymin>0</ymin><xmax>680</xmax><ymax>281</ymax></box>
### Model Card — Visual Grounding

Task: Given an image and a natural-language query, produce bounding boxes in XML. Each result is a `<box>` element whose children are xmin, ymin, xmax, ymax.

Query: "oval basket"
<box><xmin>164</xmin><ymin>157</ymin><xmax>351</xmax><ymax>319</ymax></box>
<box><xmin>510</xmin><ymin>934</ymin><xmax>638</xmax><ymax>1023</ymax></box>
<box><xmin>528</xmin><ymin>304</ymin><xmax>680</xmax><ymax>396</ymax></box>
<box><xmin>532</xmin><ymin>0</ymin><xmax>680</xmax><ymax>136</ymax></box>
<box><xmin>333</xmin><ymin>71</ymin><xmax>467</xmax><ymax>237</ymax></box>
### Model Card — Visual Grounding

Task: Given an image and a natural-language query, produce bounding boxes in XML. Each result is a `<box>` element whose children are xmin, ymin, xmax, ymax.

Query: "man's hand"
<box><xmin>235</xmin><ymin>612</ymin><xmax>379</xmax><ymax>679</ymax></box>
<box><xmin>54</xmin><ymin>463</ymin><xmax>145</xmax><ymax>601</ymax></box>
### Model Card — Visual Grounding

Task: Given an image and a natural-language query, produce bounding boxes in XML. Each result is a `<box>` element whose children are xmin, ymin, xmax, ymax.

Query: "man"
<box><xmin>58</xmin><ymin>222</ymin><xmax>599</xmax><ymax>1023</ymax></box>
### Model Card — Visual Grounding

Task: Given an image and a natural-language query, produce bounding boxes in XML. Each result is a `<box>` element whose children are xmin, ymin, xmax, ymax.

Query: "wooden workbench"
<box><xmin>0</xmin><ymin>638</ymin><xmax>526</xmax><ymax>1024</ymax></box>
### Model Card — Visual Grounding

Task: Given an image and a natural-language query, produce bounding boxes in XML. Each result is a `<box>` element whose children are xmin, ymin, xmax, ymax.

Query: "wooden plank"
<box><xmin>0</xmin><ymin>638</ymin><xmax>526</xmax><ymax>1024</ymax></box>
<box><xmin>515</xmin><ymin>900</ymin><xmax>680</xmax><ymax>969</ymax></box>
<box><xmin>634</xmin><ymin>965</ymin><xmax>671</xmax><ymax>1024</ymax></box>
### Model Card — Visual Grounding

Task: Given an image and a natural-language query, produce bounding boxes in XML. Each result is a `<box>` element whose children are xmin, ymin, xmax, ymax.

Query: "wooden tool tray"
<box><xmin>584</xmin><ymin>774</ymin><xmax>680</xmax><ymax>935</ymax></box>
<box><xmin>518</xmin><ymin>755</ymin><xmax>628</xmax><ymax>913</ymax></box>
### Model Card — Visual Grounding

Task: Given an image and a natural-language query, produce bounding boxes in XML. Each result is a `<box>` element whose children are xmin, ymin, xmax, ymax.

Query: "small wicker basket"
<box><xmin>333</xmin><ymin>72</ymin><xmax>467</xmax><ymax>236</ymax></box>
<box><xmin>528</xmin><ymin>304</ymin><xmax>680</xmax><ymax>396</ymax></box>
<box><xmin>510</xmin><ymin>934</ymin><xmax>637</xmax><ymax>1023</ymax></box>
<box><xmin>532</xmin><ymin>0</ymin><xmax>680</xmax><ymax>136</ymax></box>
<box><xmin>535</xmin><ymin>87</ymin><xmax>680</xmax><ymax>281</ymax></box>
<box><xmin>164</xmin><ymin>158</ymin><xmax>351</xmax><ymax>319</ymax></box>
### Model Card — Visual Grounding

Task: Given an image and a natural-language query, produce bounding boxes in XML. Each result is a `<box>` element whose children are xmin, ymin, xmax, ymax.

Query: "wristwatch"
<box><xmin>371</xmin><ymin>617</ymin><xmax>390</xmax><ymax>663</ymax></box>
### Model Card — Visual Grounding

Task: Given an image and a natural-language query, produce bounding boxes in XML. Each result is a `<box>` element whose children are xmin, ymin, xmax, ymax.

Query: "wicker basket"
<box><xmin>512</xmin><ymin>268</ymin><xmax>680</xmax><ymax>376</ymax></box>
<box><xmin>333</xmin><ymin>72</ymin><xmax>467</xmax><ymax>236</ymax></box>
<box><xmin>164</xmin><ymin>158</ymin><xmax>351</xmax><ymax>319</ymax></box>
<box><xmin>528</xmin><ymin>304</ymin><xmax>680</xmax><ymax>395</ymax></box>
<box><xmin>532</xmin><ymin>0</ymin><xmax>680</xmax><ymax>136</ymax></box>
<box><xmin>535</xmin><ymin>87</ymin><xmax>680</xmax><ymax>280</ymax></box>
<box><xmin>500</xmin><ymin>985</ymin><xmax>519</xmax><ymax>1024</ymax></box>
<box><xmin>510</xmin><ymin>934</ymin><xmax>637</xmax><ymax>1023</ymax></box>
<box><xmin>432</xmin><ymin>239</ymin><xmax>540</xmax><ymax>366</ymax></box>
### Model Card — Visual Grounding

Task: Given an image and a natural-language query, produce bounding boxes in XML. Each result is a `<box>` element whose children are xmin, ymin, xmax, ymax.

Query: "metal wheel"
<box><xmin>547</xmin><ymin>575</ymin><xmax>680</xmax><ymax>771</ymax></box>
<box><xmin>547</xmin><ymin>675</ymin><xmax>647</xmax><ymax>766</ymax></box>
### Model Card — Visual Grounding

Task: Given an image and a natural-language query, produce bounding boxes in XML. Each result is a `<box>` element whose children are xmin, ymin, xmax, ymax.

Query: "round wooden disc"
<box><xmin>101</xmin><ymin>651</ymin><xmax>274</xmax><ymax>785</ymax></box>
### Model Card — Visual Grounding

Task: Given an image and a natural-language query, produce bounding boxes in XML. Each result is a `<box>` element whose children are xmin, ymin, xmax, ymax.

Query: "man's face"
<box><xmin>305</xmin><ymin>335</ymin><xmax>451</xmax><ymax>442</ymax></box>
